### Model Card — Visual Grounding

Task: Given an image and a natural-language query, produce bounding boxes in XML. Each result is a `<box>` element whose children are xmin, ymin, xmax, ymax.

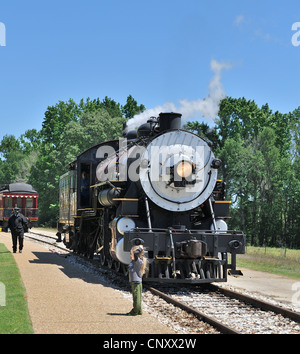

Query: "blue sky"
<box><xmin>0</xmin><ymin>0</ymin><xmax>299</xmax><ymax>140</ymax></box>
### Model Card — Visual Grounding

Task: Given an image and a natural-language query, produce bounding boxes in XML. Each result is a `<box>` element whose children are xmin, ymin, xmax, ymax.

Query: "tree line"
<box><xmin>0</xmin><ymin>95</ymin><xmax>145</xmax><ymax>226</ymax></box>
<box><xmin>187</xmin><ymin>98</ymin><xmax>300</xmax><ymax>249</ymax></box>
<box><xmin>0</xmin><ymin>95</ymin><xmax>299</xmax><ymax>248</ymax></box>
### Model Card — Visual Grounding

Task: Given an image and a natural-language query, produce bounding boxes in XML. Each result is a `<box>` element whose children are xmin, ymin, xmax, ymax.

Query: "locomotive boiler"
<box><xmin>57</xmin><ymin>112</ymin><xmax>245</xmax><ymax>283</ymax></box>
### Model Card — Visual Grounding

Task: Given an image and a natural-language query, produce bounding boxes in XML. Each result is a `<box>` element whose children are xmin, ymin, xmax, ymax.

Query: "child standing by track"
<box><xmin>127</xmin><ymin>245</ymin><xmax>147</xmax><ymax>316</ymax></box>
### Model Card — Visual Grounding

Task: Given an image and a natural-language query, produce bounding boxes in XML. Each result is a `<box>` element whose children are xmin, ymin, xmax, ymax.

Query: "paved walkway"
<box><xmin>225</xmin><ymin>267</ymin><xmax>299</xmax><ymax>307</ymax></box>
<box><xmin>0</xmin><ymin>232</ymin><xmax>173</xmax><ymax>334</ymax></box>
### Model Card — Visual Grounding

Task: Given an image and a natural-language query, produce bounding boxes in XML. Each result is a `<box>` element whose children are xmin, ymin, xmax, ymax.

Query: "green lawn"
<box><xmin>236</xmin><ymin>246</ymin><xmax>300</xmax><ymax>279</ymax></box>
<box><xmin>0</xmin><ymin>243</ymin><xmax>33</xmax><ymax>334</ymax></box>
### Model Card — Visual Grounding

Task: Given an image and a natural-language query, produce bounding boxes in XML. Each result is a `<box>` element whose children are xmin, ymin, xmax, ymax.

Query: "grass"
<box><xmin>236</xmin><ymin>246</ymin><xmax>300</xmax><ymax>279</ymax></box>
<box><xmin>0</xmin><ymin>243</ymin><xmax>33</xmax><ymax>334</ymax></box>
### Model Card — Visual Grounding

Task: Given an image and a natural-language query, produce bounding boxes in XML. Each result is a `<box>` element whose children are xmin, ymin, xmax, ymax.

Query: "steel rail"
<box><xmin>27</xmin><ymin>230</ymin><xmax>57</xmax><ymax>240</ymax></box>
<box><xmin>24</xmin><ymin>232</ymin><xmax>70</xmax><ymax>253</ymax></box>
<box><xmin>144</xmin><ymin>284</ymin><xmax>240</xmax><ymax>334</ymax></box>
<box><xmin>209</xmin><ymin>284</ymin><xmax>300</xmax><ymax>324</ymax></box>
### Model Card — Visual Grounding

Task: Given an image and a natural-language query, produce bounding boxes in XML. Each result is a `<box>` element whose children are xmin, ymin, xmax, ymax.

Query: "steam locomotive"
<box><xmin>57</xmin><ymin>112</ymin><xmax>245</xmax><ymax>283</ymax></box>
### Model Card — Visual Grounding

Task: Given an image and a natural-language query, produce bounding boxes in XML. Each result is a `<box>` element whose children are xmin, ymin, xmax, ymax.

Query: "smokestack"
<box><xmin>159</xmin><ymin>112</ymin><xmax>182</xmax><ymax>132</ymax></box>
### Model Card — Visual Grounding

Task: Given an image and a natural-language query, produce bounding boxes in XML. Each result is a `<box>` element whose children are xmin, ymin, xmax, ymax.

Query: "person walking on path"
<box><xmin>8</xmin><ymin>207</ymin><xmax>29</xmax><ymax>253</ymax></box>
<box><xmin>127</xmin><ymin>245</ymin><xmax>147</xmax><ymax>316</ymax></box>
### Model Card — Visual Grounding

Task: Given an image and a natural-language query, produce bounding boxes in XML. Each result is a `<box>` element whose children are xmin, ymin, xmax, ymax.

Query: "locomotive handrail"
<box><xmin>90</xmin><ymin>180</ymin><xmax>124</xmax><ymax>190</ymax></box>
<box><xmin>168</xmin><ymin>228</ymin><xmax>177</xmax><ymax>278</ymax></box>
<box><xmin>128</xmin><ymin>227</ymin><xmax>245</xmax><ymax>235</ymax></box>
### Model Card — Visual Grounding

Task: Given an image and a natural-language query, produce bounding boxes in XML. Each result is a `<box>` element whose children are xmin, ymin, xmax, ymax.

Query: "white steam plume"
<box><xmin>127</xmin><ymin>59</ymin><xmax>231</xmax><ymax>131</ymax></box>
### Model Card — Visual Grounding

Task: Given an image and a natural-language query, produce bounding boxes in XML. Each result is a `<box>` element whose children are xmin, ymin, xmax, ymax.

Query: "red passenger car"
<box><xmin>0</xmin><ymin>183</ymin><xmax>38</xmax><ymax>231</ymax></box>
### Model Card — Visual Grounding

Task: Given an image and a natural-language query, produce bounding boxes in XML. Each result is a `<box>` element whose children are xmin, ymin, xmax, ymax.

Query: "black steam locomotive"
<box><xmin>57</xmin><ymin>112</ymin><xmax>245</xmax><ymax>283</ymax></box>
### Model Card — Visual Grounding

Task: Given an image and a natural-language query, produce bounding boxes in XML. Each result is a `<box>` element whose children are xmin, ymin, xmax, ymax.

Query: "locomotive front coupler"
<box><xmin>130</xmin><ymin>237</ymin><xmax>145</xmax><ymax>246</ymax></box>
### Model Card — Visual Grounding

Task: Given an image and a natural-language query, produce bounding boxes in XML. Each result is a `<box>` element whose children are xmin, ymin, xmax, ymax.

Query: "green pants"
<box><xmin>130</xmin><ymin>282</ymin><xmax>142</xmax><ymax>315</ymax></box>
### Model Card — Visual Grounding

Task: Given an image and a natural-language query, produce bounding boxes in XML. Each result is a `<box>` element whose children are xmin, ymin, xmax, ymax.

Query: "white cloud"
<box><xmin>234</xmin><ymin>15</ymin><xmax>245</xmax><ymax>27</ymax></box>
<box><xmin>126</xmin><ymin>59</ymin><xmax>232</xmax><ymax>131</ymax></box>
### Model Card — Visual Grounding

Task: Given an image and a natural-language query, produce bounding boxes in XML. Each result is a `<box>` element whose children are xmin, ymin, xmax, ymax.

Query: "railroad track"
<box><xmin>25</xmin><ymin>230</ymin><xmax>300</xmax><ymax>334</ymax></box>
<box><xmin>146</xmin><ymin>284</ymin><xmax>300</xmax><ymax>334</ymax></box>
<box><xmin>25</xmin><ymin>230</ymin><xmax>70</xmax><ymax>253</ymax></box>
<box><xmin>144</xmin><ymin>285</ymin><xmax>238</xmax><ymax>334</ymax></box>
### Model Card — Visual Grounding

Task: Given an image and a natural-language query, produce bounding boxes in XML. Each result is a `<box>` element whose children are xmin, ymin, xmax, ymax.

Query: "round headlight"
<box><xmin>176</xmin><ymin>161</ymin><xmax>193</xmax><ymax>178</ymax></box>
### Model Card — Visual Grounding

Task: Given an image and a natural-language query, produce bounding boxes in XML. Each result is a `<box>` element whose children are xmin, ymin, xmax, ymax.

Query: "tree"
<box><xmin>122</xmin><ymin>95</ymin><xmax>145</xmax><ymax>119</ymax></box>
<box><xmin>0</xmin><ymin>95</ymin><xmax>144</xmax><ymax>226</ymax></box>
<box><xmin>41</xmin><ymin>99</ymin><xmax>82</xmax><ymax>147</ymax></box>
<box><xmin>19</xmin><ymin>129</ymin><xmax>41</xmax><ymax>153</ymax></box>
<box><xmin>184</xmin><ymin>121</ymin><xmax>220</xmax><ymax>149</ymax></box>
<box><xmin>30</xmin><ymin>98</ymin><xmax>129</xmax><ymax>226</ymax></box>
<box><xmin>57</xmin><ymin>109</ymin><xmax>126</xmax><ymax>164</ymax></box>
<box><xmin>217</xmin><ymin>97</ymin><xmax>292</xmax><ymax>156</ymax></box>
<box><xmin>187</xmin><ymin>97</ymin><xmax>300</xmax><ymax>248</ymax></box>
<box><xmin>0</xmin><ymin>135</ymin><xmax>21</xmax><ymax>160</ymax></box>
<box><xmin>0</xmin><ymin>133</ymin><xmax>40</xmax><ymax>184</ymax></box>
